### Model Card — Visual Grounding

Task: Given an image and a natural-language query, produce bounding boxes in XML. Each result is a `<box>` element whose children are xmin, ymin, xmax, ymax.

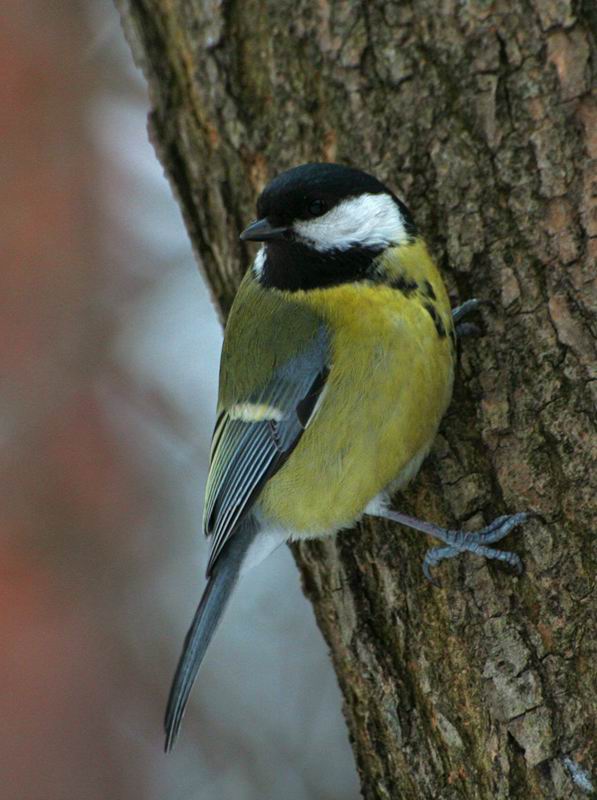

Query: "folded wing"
<box><xmin>203</xmin><ymin>325</ymin><xmax>330</xmax><ymax>575</ymax></box>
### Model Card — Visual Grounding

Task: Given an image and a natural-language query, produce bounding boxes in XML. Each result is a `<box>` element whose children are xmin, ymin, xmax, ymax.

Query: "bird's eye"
<box><xmin>308</xmin><ymin>199</ymin><xmax>326</xmax><ymax>217</ymax></box>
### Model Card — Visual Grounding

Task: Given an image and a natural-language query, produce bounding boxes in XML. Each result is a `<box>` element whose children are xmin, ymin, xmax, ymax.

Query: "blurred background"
<box><xmin>1</xmin><ymin>1</ymin><xmax>358</xmax><ymax>797</ymax></box>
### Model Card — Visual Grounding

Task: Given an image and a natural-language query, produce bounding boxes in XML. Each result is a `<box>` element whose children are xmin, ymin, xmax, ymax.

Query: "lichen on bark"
<box><xmin>116</xmin><ymin>1</ymin><xmax>596</xmax><ymax>797</ymax></box>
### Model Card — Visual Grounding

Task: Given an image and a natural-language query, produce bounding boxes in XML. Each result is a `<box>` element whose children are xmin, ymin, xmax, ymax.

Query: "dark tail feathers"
<box><xmin>164</xmin><ymin>517</ymin><xmax>258</xmax><ymax>751</ymax></box>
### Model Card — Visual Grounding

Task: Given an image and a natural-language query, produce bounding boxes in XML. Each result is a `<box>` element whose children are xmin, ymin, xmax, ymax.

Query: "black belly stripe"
<box><xmin>424</xmin><ymin>301</ymin><xmax>447</xmax><ymax>338</ymax></box>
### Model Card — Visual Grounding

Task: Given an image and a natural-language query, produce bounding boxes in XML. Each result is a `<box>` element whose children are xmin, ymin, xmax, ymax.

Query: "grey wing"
<box><xmin>203</xmin><ymin>325</ymin><xmax>330</xmax><ymax>575</ymax></box>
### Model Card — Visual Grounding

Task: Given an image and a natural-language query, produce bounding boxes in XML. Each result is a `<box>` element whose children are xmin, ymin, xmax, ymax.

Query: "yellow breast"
<box><xmin>258</xmin><ymin>239</ymin><xmax>455</xmax><ymax>535</ymax></box>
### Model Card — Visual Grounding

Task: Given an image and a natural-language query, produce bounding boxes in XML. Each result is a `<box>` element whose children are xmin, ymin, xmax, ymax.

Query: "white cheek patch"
<box><xmin>294</xmin><ymin>193</ymin><xmax>408</xmax><ymax>252</ymax></box>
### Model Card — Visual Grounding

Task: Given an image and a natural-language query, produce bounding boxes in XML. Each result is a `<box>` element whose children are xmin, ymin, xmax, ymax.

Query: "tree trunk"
<box><xmin>115</xmin><ymin>2</ymin><xmax>595</xmax><ymax>797</ymax></box>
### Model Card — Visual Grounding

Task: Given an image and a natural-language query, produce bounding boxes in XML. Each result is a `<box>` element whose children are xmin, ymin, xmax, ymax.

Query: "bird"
<box><xmin>163</xmin><ymin>162</ymin><xmax>531</xmax><ymax>750</ymax></box>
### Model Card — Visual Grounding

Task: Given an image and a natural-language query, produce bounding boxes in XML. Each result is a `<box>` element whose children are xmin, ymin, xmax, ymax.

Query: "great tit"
<box><xmin>164</xmin><ymin>163</ymin><xmax>531</xmax><ymax>750</ymax></box>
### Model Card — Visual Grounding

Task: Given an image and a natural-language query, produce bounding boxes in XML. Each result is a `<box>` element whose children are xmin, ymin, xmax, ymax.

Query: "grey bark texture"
<box><xmin>115</xmin><ymin>1</ymin><xmax>596</xmax><ymax>797</ymax></box>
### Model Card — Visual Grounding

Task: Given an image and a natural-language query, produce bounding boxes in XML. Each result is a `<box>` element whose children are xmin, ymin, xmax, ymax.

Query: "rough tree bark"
<box><xmin>115</xmin><ymin>2</ymin><xmax>595</xmax><ymax>797</ymax></box>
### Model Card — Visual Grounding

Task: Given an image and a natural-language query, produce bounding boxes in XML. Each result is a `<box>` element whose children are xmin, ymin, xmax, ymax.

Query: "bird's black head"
<box><xmin>241</xmin><ymin>163</ymin><xmax>416</xmax><ymax>292</ymax></box>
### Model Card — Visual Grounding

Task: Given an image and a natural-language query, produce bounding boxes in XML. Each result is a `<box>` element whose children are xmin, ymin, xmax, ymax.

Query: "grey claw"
<box><xmin>423</xmin><ymin>545</ymin><xmax>458</xmax><ymax>586</ymax></box>
<box><xmin>423</xmin><ymin>561</ymin><xmax>441</xmax><ymax>587</ymax></box>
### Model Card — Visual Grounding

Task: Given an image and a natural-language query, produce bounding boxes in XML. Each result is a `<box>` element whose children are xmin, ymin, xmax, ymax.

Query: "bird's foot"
<box><xmin>451</xmin><ymin>298</ymin><xmax>494</xmax><ymax>338</ymax></box>
<box><xmin>372</xmin><ymin>509</ymin><xmax>535</xmax><ymax>586</ymax></box>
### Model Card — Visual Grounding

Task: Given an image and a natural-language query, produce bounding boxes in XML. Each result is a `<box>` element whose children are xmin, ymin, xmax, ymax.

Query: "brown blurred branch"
<box><xmin>115</xmin><ymin>2</ymin><xmax>596</xmax><ymax>797</ymax></box>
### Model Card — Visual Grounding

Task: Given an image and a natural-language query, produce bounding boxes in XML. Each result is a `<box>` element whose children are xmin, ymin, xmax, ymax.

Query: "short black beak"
<box><xmin>240</xmin><ymin>218</ymin><xmax>288</xmax><ymax>242</ymax></box>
